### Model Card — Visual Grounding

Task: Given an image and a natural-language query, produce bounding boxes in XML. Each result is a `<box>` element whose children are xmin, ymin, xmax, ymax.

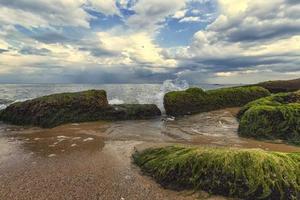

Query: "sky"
<box><xmin>0</xmin><ymin>0</ymin><xmax>299</xmax><ymax>84</ymax></box>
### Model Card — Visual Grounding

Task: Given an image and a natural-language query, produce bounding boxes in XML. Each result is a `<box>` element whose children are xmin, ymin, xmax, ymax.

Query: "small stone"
<box><xmin>83</xmin><ymin>137</ymin><xmax>94</xmax><ymax>142</ymax></box>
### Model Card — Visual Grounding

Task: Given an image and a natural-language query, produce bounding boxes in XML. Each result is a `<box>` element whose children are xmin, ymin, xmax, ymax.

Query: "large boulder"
<box><xmin>164</xmin><ymin>86</ymin><xmax>270</xmax><ymax>116</ymax></box>
<box><xmin>0</xmin><ymin>90</ymin><xmax>161</xmax><ymax>128</ymax></box>
<box><xmin>133</xmin><ymin>146</ymin><xmax>300</xmax><ymax>200</ymax></box>
<box><xmin>256</xmin><ymin>78</ymin><xmax>300</xmax><ymax>93</ymax></box>
<box><xmin>107</xmin><ymin>104</ymin><xmax>161</xmax><ymax>120</ymax></box>
<box><xmin>238</xmin><ymin>91</ymin><xmax>300</xmax><ymax>144</ymax></box>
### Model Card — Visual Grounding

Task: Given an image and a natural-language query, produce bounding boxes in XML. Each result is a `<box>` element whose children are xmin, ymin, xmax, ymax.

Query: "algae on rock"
<box><xmin>133</xmin><ymin>146</ymin><xmax>300</xmax><ymax>200</ymax></box>
<box><xmin>238</xmin><ymin>91</ymin><xmax>300</xmax><ymax>144</ymax></box>
<box><xmin>0</xmin><ymin>90</ymin><xmax>161</xmax><ymax>128</ymax></box>
<box><xmin>164</xmin><ymin>86</ymin><xmax>270</xmax><ymax>116</ymax></box>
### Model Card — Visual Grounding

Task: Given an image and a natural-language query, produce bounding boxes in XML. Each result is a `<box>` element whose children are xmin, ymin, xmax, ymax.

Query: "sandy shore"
<box><xmin>1</xmin><ymin>108</ymin><xmax>299</xmax><ymax>200</ymax></box>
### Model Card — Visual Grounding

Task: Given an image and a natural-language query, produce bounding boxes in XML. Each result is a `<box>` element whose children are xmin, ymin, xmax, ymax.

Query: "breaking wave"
<box><xmin>109</xmin><ymin>98</ymin><xmax>125</xmax><ymax>105</ymax></box>
<box><xmin>137</xmin><ymin>79</ymin><xmax>189</xmax><ymax>112</ymax></box>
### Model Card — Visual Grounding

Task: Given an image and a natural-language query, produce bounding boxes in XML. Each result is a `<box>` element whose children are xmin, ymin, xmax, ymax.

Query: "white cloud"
<box><xmin>127</xmin><ymin>0</ymin><xmax>187</xmax><ymax>31</ymax></box>
<box><xmin>94</xmin><ymin>31</ymin><xmax>177</xmax><ymax>68</ymax></box>
<box><xmin>173</xmin><ymin>9</ymin><xmax>187</xmax><ymax>19</ymax></box>
<box><xmin>87</xmin><ymin>0</ymin><xmax>120</xmax><ymax>16</ymax></box>
<box><xmin>179</xmin><ymin>16</ymin><xmax>201</xmax><ymax>23</ymax></box>
<box><xmin>171</xmin><ymin>0</ymin><xmax>300</xmax><ymax>83</ymax></box>
<box><xmin>0</xmin><ymin>0</ymin><xmax>299</xmax><ymax>83</ymax></box>
<box><xmin>0</xmin><ymin>0</ymin><xmax>91</xmax><ymax>28</ymax></box>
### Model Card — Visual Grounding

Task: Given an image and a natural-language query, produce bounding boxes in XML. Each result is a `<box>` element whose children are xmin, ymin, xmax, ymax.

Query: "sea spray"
<box><xmin>137</xmin><ymin>79</ymin><xmax>189</xmax><ymax>112</ymax></box>
<box><xmin>0</xmin><ymin>104</ymin><xmax>6</xmax><ymax>110</ymax></box>
<box><xmin>0</xmin><ymin>99</ymin><xmax>13</xmax><ymax>110</ymax></box>
<box><xmin>109</xmin><ymin>98</ymin><xmax>125</xmax><ymax>105</ymax></box>
<box><xmin>1</xmin><ymin>98</ymin><xmax>32</xmax><ymax>110</ymax></box>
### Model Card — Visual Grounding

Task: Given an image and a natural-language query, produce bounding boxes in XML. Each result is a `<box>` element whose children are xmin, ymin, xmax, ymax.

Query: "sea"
<box><xmin>0</xmin><ymin>80</ymin><xmax>232</xmax><ymax>112</ymax></box>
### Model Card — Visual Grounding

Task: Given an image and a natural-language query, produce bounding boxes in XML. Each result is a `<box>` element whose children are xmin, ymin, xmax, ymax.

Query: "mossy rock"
<box><xmin>133</xmin><ymin>146</ymin><xmax>300</xmax><ymax>200</ymax></box>
<box><xmin>164</xmin><ymin>86</ymin><xmax>270</xmax><ymax>116</ymax></box>
<box><xmin>256</xmin><ymin>78</ymin><xmax>300</xmax><ymax>93</ymax></box>
<box><xmin>238</xmin><ymin>91</ymin><xmax>300</xmax><ymax>144</ymax></box>
<box><xmin>106</xmin><ymin>104</ymin><xmax>161</xmax><ymax>120</ymax></box>
<box><xmin>0</xmin><ymin>90</ymin><xmax>161</xmax><ymax>128</ymax></box>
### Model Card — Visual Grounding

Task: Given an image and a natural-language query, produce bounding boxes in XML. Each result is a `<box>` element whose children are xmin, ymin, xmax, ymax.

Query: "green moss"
<box><xmin>0</xmin><ymin>90</ymin><xmax>109</xmax><ymax>128</ymax></box>
<box><xmin>0</xmin><ymin>90</ymin><xmax>161</xmax><ymax>128</ymax></box>
<box><xmin>238</xmin><ymin>92</ymin><xmax>300</xmax><ymax>144</ymax></box>
<box><xmin>256</xmin><ymin>78</ymin><xmax>300</xmax><ymax>93</ymax></box>
<box><xmin>164</xmin><ymin>86</ymin><xmax>270</xmax><ymax>116</ymax></box>
<box><xmin>105</xmin><ymin>104</ymin><xmax>161</xmax><ymax>120</ymax></box>
<box><xmin>133</xmin><ymin>146</ymin><xmax>300</xmax><ymax>200</ymax></box>
<box><xmin>185</xmin><ymin>87</ymin><xmax>206</xmax><ymax>94</ymax></box>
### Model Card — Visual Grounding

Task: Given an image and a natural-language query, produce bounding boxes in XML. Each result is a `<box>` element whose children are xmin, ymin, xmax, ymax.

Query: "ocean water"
<box><xmin>0</xmin><ymin>80</ymin><xmax>230</xmax><ymax>111</ymax></box>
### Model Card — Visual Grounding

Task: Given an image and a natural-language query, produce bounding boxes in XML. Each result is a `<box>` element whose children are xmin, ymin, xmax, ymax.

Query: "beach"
<box><xmin>1</xmin><ymin>107</ymin><xmax>299</xmax><ymax>200</ymax></box>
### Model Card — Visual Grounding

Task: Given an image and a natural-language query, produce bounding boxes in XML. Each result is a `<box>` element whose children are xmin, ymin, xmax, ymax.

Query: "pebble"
<box><xmin>57</xmin><ymin>136</ymin><xmax>68</xmax><ymax>139</ymax></box>
<box><xmin>83</xmin><ymin>137</ymin><xmax>94</xmax><ymax>142</ymax></box>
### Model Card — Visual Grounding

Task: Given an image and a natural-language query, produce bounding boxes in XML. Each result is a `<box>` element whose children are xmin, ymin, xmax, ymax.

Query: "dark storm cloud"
<box><xmin>0</xmin><ymin>0</ymin><xmax>54</xmax><ymax>13</ymax></box>
<box><xmin>0</xmin><ymin>49</ymin><xmax>9</xmax><ymax>53</ymax></box>
<box><xmin>31</xmin><ymin>32</ymin><xmax>73</xmax><ymax>44</ymax></box>
<box><xmin>0</xmin><ymin>62</ymin><xmax>176</xmax><ymax>84</ymax></box>
<box><xmin>287</xmin><ymin>0</ymin><xmax>299</xmax><ymax>5</ymax></box>
<box><xmin>198</xmin><ymin>56</ymin><xmax>289</xmax><ymax>72</ymax></box>
<box><xmin>79</xmin><ymin>47</ymin><xmax>118</xmax><ymax>57</ymax></box>
<box><xmin>69</xmin><ymin>66</ymin><xmax>176</xmax><ymax>84</ymax></box>
<box><xmin>225</xmin><ymin>24</ymin><xmax>300</xmax><ymax>42</ymax></box>
<box><xmin>207</xmin><ymin>1</ymin><xmax>300</xmax><ymax>43</ymax></box>
<box><xmin>19</xmin><ymin>47</ymin><xmax>51</xmax><ymax>56</ymax></box>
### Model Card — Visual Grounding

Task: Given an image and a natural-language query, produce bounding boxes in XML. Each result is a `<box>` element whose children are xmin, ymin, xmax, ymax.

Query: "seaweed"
<box><xmin>164</xmin><ymin>86</ymin><xmax>270</xmax><ymax>116</ymax></box>
<box><xmin>133</xmin><ymin>146</ymin><xmax>300</xmax><ymax>200</ymax></box>
<box><xmin>0</xmin><ymin>90</ymin><xmax>161</xmax><ymax>128</ymax></box>
<box><xmin>238</xmin><ymin>91</ymin><xmax>300</xmax><ymax>144</ymax></box>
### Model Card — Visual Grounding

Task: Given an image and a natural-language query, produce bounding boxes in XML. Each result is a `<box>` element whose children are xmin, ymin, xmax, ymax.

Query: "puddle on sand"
<box><xmin>162</xmin><ymin>108</ymin><xmax>300</xmax><ymax>152</ymax></box>
<box><xmin>17</xmin><ymin>132</ymin><xmax>104</xmax><ymax>157</ymax></box>
<box><xmin>0</xmin><ymin>122</ymin><xmax>106</xmax><ymax>158</ymax></box>
<box><xmin>0</xmin><ymin>107</ymin><xmax>300</xmax><ymax>160</ymax></box>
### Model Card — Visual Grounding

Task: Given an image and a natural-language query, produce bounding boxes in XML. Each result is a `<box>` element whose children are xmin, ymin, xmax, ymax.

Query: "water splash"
<box><xmin>0</xmin><ymin>104</ymin><xmax>6</xmax><ymax>110</ymax></box>
<box><xmin>0</xmin><ymin>99</ymin><xmax>13</xmax><ymax>110</ymax></box>
<box><xmin>0</xmin><ymin>98</ymin><xmax>30</xmax><ymax>110</ymax></box>
<box><xmin>137</xmin><ymin>79</ymin><xmax>189</xmax><ymax>112</ymax></box>
<box><xmin>109</xmin><ymin>98</ymin><xmax>125</xmax><ymax>105</ymax></box>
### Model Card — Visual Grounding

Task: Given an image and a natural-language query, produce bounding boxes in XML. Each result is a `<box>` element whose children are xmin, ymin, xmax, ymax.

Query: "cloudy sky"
<box><xmin>0</xmin><ymin>0</ymin><xmax>299</xmax><ymax>84</ymax></box>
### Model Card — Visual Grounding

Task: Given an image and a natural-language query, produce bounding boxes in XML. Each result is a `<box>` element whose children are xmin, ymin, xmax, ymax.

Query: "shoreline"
<box><xmin>1</xmin><ymin>108</ymin><xmax>300</xmax><ymax>199</ymax></box>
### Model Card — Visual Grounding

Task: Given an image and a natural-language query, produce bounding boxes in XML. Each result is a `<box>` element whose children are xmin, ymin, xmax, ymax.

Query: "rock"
<box><xmin>108</xmin><ymin>104</ymin><xmax>161</xmax><ymax>120</ymax></box>
<box><xmin>255</xmin><ymin>78</ymin><xmax>300</xmax><ymax>93</ymax></box>
<box><xmin>133</xmin><ymin>146</ymin><xmax>300</xmax><ymax>200</ymax></box>
<box><xmin>238</xmin><ymin>91</ymin><xmax>300</xmax><ymax>144</ymax></box>
<box><xmin>0</xmin><ymin>90</ymin><xmax>161</xmax><ymax>128</ymax></box>
<box><xmin>164</xmin><ymin>86</ymin><xmax>270</xmax><ymax>116</ymax></box>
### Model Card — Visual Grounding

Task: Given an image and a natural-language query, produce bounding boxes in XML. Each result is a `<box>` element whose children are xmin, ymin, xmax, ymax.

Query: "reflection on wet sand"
<box><xmin>0</xmin><ymin>108</ymin><xmax>300</xmax><ymax>199</ymax></box>
<box><xmin>1</xmin><ymin>107</ymin><xmax>300</xmax><ymax>160</ymax></box>
<box><xmin>1</xmin><ymin>122</ymin><xmax>106</xmax><ymax>158</ymax></box>
<box><xmin>18</xmin><ymin>133</ymin><xmax>104</xmax><ymax>157</ymax></box>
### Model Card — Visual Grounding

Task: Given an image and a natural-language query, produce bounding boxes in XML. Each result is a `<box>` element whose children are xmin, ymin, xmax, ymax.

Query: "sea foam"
<box><xmin>137</xmin><ymin>79</ymin><xmax>189</xmax><ymax>112</ymax></box>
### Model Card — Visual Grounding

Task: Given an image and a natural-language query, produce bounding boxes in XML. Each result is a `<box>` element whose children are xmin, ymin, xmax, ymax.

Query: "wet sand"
<box><xmin>0</xmin><ymin>108</ymin><xmax>299</xmax><ymax>200</ymax></box>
